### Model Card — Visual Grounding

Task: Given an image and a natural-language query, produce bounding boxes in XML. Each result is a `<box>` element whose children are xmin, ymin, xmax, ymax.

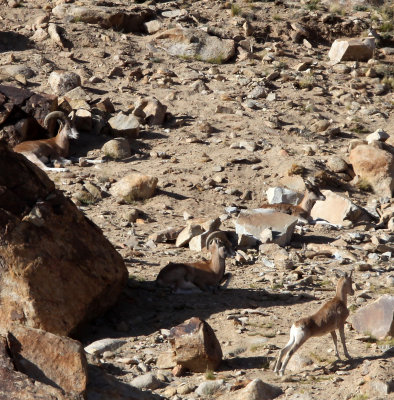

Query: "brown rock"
<box><xmin>349</xmin><ymin>144</ymin><xmax>394</xmax><ymax>197</ymax></box>
<box><xmin>110</xmin><ymin>173</ymin><xmax>158</xmax><ymax>202</ymax></box>
<box><xmin>328</xmin><ymin>38</ymin><xmax>375</xmax><ymax>64</ymax></box>
<box><xmin>220</xmin><ymin>378</ymin><xmax>283</xmax><ymax>400</ymax></box>
<box><xmin>0</xmin><ymin>84</ymin><xmax>58</xmax><ymax>147</ymax></box>
<box><xmin>0</xmin><ymin>335</ymin><xmax>72</xmax><ymax>399</ymax></box>
<box><xmin>0</xmin><ymin>143</ymin><xmax>127</xmax><ymax>335</ymax></box>
<box><xmin>141</xmin><ymin>97</ymin><xmax>167</xmax><ymax>126</ymax></box>
<box><xmin>7</xmin><ymin>325</ymin><xmax>87</xmax><ymax>397</ymax></box>
<box><xmin>169</xmin><ymin>317</ymin><xmax>223</xmax><ymax>372</ymax></box>
<box><xmin>352</xmin><ymin>295</ymin><xmax>394</xmax><ymax>340</ymax></box>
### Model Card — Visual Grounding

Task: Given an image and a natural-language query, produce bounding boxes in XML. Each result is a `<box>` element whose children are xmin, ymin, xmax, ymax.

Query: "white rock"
<box><xmin>235</xmin><ymin>210</ymin><xmax>297</xmax><ymax>247</ymax></box>
<box><xmin>130</xmin><ymin>373</ymin><xmax>161</xmax><ymax>390</ymax></box>
<box><xmin>84</xmin><ymin>338</ymin><xmax>126</xmax><ymax>355</ymax></box>
<box><xmin>144</xmin><ymin>19</ymin><xmax>162</xmax><ymax>34</ymax></box>
<box><xmin>366</xmin><ymin>128</ymin><xmax>389</xmax><ymax>144</ymax></box>
<box><xmin>195</xmin><ymin>379</ymin><xmax>224</xmax><ymax>396</ymax></box>
<box><xmin>108</xmin><ymin>112</ymin><xmax>140</xmax><ymax>137</ymax></box>
<box><xmin>49</xmin><ymin>70</ymin><xmax>81</xmax><ymax>95</ymax></box>
<box><xmin>266</xmin><ymin>187</ymin><xmax>302</xmax><ymax>205</ymax></box>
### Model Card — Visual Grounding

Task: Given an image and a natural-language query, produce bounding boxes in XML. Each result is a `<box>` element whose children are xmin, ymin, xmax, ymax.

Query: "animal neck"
<box><xmin>335</xmin><ymin>278</ymin><xmax>348</xmax><ymax>305</ymax></box>
<box><xmin>297</xmin><ymin>190</ymin><xmax>316</xmax><ymax>214</ymax></box>
<box><xmin>55</xmin><ymin>129</ymin><xmax>69</xmax><ymax>155</ymax></box>
<box><xmin>210</xmin><ymin>247</ymin><xmax>225</xmax><ymax>278</ymax></box>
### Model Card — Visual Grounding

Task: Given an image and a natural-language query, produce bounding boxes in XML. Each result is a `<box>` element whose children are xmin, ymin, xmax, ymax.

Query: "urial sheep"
<box><xmin>260</xmin><ymin>179</ymin><xmax>326</xmax><ymax>223</ymax></box>
<box><xmin>274</xmin><ymin>271</ymin><xmax>354</xmax><ymax>376</ymax></box>
<box><xmin>156</xmin><ymin>231</ymin><xmax>234</xmax><ymax>293</ymax></box>
<box><xmin>13</xmin><ymin>110</ymin><xmax>78</xmax><ymax>172</ymax></box>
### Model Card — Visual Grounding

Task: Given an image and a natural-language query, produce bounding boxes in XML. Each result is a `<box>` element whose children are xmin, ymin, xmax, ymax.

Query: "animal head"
<box><xmin>44</xmin><ymin>110</ymin><xmax>79</xmax><ymax>139</ymax></box>
<box><xmin>206</xmin><ymin>231</ymin><xmax>235</xmax><ymax>258</ymax></box>
<box><xmin>305</xmin><ymin>178</ymin><xmax>326</xmax><ymax>202</ymax></box>
<box><xmin>335</xmin><ymin>270</ymin><xmax>355</xmax><ymax>296</ymax></box>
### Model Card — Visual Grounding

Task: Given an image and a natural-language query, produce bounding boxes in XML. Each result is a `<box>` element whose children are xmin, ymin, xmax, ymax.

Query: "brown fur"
<box><xmin>156</xmin><ymin>237</ymin><xmax>232</xmax><ymax>292</ymax></box>
<box><xmin>260</xmin><ymin>184</ymin><xmax>326</xmax><ymax>221</ymax></box>
<box><xmin>274</xmin><ymin>272</ymin><xmax>354</xmax><ymax>376</ymax></box>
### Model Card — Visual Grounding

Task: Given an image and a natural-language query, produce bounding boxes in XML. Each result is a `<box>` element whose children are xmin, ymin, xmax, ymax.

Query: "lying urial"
<box><xmin>260</xmin><ymin>179</ymin><xmax>326</xmax><ymax>223</ymax></box>
<box><xmin>274</xmin><ymin>270</ymin><xmax>354</xmax><ymax>376</ymax></box>
<box><xmin>156</xmin><ymin>231</ymin><xmax>234</xmax><ymax>293</ymax></box>
<box><xmin>13</xmin><ymin>111</ymin><xmax>79</xmax><ymax>172</ymax></box>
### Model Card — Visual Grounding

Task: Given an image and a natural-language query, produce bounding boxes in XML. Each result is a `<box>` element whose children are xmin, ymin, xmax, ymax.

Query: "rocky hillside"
<box><xmin>0</xmin><ymin>0</ymin><xmax>393</xmax><ymax>399</ymax></box>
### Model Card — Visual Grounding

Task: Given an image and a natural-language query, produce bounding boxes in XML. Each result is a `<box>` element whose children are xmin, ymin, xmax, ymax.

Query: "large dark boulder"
<box><xmin>0</xmin><ymin>142</ymin><xmax>127</xmax><ymax>336</ymax></box>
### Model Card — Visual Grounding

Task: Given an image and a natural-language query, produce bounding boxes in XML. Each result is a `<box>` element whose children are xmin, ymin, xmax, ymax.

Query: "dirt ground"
<box><xmin>1</xmin><ymin>0</ymin><xmax>393</xmax><ymax>399</ymax></box>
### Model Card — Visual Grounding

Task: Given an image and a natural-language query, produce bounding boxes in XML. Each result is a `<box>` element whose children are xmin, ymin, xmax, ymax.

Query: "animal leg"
<box><xmin>275</xmin><ymin>324</ymin><xmax>299</xmax><ymax>373</ymax></box>
<box><xmin>53</xmin><ymin>156</ymin><xmax>72</xmax><ymax>166</ymax></box>
<box><xmin>219</xmin><ymin>272</ymin><xmax>232</xmax><ymax>289</ymax></box>
<box><xmin>22</xmin><ymin>152</ymin><xmax>50</xmax><ymax>170</ymax></box>
<box><xmin>274</xmin><ymin>335</ymin><xmax>294</xmax><ymax>374</ymax></box>
<box><xmin>330</xmin><ymin>331</ymin><xmax>340</xmax><ymax>359</ymax></box>
<box><xmin>278</xmin><ymin>326</ymin><xmax>308</xmax><ymax>376</ymax></box>
<box><xmin>175</xmin><ymin>280</ymin><xmax>202</xmax><ymax>294</ymax></box>
<box><xmin>339</xmin><ymin>325</ymin><xmax>351</xmax><ymax>359</ymax></box>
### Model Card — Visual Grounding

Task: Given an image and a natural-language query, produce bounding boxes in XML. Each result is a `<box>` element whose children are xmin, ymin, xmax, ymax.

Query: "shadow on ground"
<box><xmin>0</xmin><ymin>32</ymin><xmax>32</xmax><ymax>52</ymax></box>
<box><xmin>77</xmin><ymin>280</ymin><xmax>316</xmax><ymax>342</ymax></box>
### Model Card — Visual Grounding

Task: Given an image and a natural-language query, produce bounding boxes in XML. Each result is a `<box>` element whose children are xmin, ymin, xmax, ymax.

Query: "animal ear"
<box><xmin>333</xmin><ymin>269</ymin><xmax>345</xmax><ymax>278</ymax></box>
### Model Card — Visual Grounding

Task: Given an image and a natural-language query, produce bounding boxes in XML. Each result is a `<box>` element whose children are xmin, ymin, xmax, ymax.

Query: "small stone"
<box><xmin>110</xmin><ymin>173</ymin><xmax>158</xmax><ymax>203</ymax></box>
<box><xmin>108</xmin><ymin>113</ymin><xmax>140</xmax><ymax>137</ymax></box>
<box><xmin>102</xmin><ymin>138</ymin><xmax>131</xmax><ymax>160</ymax></box>
<box><xmin>177</xmin><ymin>383</ymin><xmax>196</xmax><ymax>395</ymax></box>
<box><xmin>366</xmin><ymin>128</ymin><xmax>389</xmax><ymax>144</ymax></box>
<box><xmin>49</xmin><ymin>71</ymin><xmax>81</xmax><ymax>96</ymax></box>
<box><xmin>130</xmin><ymin>373</ymin><xmax>161</xmax><ymax>390</ymax></box>
<box><xmin>266</xmin><ymin>93</ymin><xmax>277</xmax><ymax>102</ymax></box>
<box><xmin>84</xmin><ymin>338</ymin><xmax>126</xmax><ymax>356</ymax></box>
<box><xmin>195</xmin><ymin>380</ymin><xmax>224</xmax><ymax>397</ymax></box>
<box><xmin>239</xmin><ymin>141</ymin><xmax>257</xmax><ymax>152</ymax></box>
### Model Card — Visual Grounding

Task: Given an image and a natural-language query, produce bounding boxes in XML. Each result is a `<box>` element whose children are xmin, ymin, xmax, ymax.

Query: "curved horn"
<box><xmin>205</xmin><ymin>230</ymin><xmax>232</xmax><ymax>249</ymax></box>
<box><xmin>304</xmin><ymin>177</ymin><xmax>315</xmax><ymax>188</ymax></box>
<box><xmin>44</xmin><ymin>111</ymin><xmax>66</xmax><ymax>128</ymax></box>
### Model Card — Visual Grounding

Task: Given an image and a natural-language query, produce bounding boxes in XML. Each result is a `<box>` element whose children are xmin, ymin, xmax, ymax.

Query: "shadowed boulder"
<box><xmin>0</xmin><ymin>142</ymin><xmax>127</xmax><ymax>336</ymax></box>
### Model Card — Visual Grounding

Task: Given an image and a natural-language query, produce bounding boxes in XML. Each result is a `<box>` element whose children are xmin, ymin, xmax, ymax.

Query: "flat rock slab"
<box><xmin>84</xmin><ymin>338</ymin><xmax>127</xmax><ymax>356</ymax></box>
<box><xmin>311</xmin><ymin>190</ymin><xmax>364</xmax><ymax>225</ymax></box>
<box><xmin>266</xmin><ymin>186</ymin><xmax>302</xmax><ymax>205</ymax></box>
<box><xmin>153</xmin><ymin>27</ymin><xmax>235</xmax><ymax>63</ymax></box>
<box><xmin>235</xmin><ymin>210</ymin><xmax>298</xmax><ymax>247</ymax></box>
<box><xmin>352</xmin><ymin>295</ymin><xmax>394</xmax><ymax>340</ymax></box>
<box><xmin>52</xmin><ymin>4</ymin><xmax>155</xmax><ymax>33</ymax></box>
